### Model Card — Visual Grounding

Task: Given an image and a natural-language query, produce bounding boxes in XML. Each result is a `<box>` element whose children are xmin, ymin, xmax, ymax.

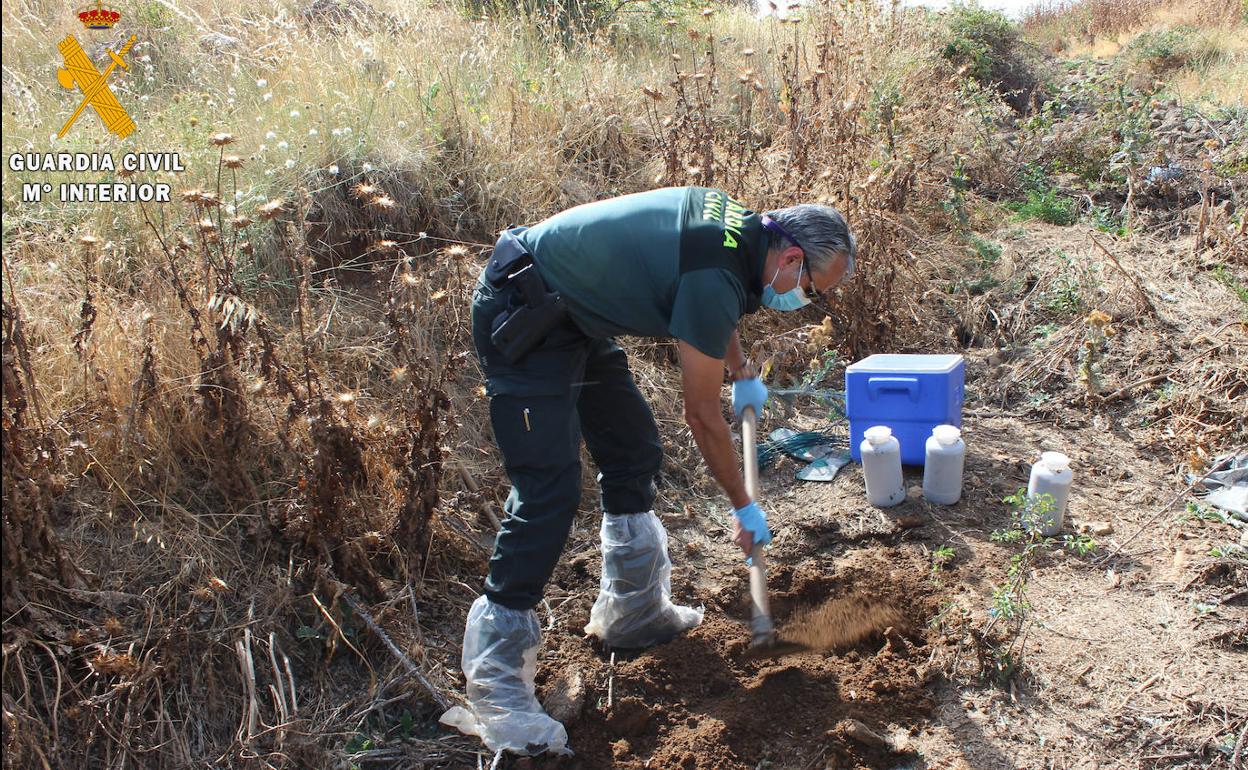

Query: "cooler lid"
<box><xmin>846</xmin><ymin>354</ymin><xmax>964</xmax><ymax>373</ymax></box>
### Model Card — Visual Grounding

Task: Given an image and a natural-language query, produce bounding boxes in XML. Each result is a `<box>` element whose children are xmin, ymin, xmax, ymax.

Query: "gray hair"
<box><xmin>763</xmin><ymin>204</ymin><xmax>856</xmax><ymax>281</ymax></box>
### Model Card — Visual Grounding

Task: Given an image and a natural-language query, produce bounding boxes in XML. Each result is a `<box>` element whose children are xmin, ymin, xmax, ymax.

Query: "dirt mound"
<box><xmin>782</xmin><ymin>593</ymin><xmax>909</xmax><ymax>652</ymax></box>
<box><xmin>533</xmin><ymin>549</ymin><xmax>942</xmax><ymax>769</ymax></box>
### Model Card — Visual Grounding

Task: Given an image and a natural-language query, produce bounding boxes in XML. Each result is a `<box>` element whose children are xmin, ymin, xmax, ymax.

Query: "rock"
<box><xmin>543</xmin><ymin>667</ymin><xmax>585</xmax><ymax>723</ymax></box>
<box><xmin>894</xmin><ymin>513</ymin><xmax>927</xmax><ymax>529</ymax></box>
<box><xmin>837</xmin><ymin>718</ymin><xmax>892</xmax><ymax>750</ymax></box>
<box><xmin>1089</xmin><ymin>521</ymin><xmax>1114</xmax><ymax>536</ymax></box>
<box><xmin>199</xmin><ymin>32</ymin><xmax>240</xmax><ymax>51</ymax></box>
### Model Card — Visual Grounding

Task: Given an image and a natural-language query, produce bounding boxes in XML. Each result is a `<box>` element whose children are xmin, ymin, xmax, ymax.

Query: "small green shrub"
<box><xmin>1089</xmin><ymin>204</ymin><xmax>1128</xmax><ymax>236</ymax></box>
<box><xmin>1010</xmin><ymin>188</ymin><xmax>1078</xmax><ymax>225</ymax></box>
<box><xmin>942</xmin><ymin>5</ymin><xmax>1044</xmax><ymax>110</ymax></box>
<box><xmin>970</xmin><ymin>235</ymin><xmax>1002</xmax><ymax>267</ymax></box>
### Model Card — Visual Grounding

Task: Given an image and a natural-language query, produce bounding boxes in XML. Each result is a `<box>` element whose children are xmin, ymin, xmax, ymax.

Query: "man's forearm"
<box><xmin>688</xmin><ymin>410</ymin><xmax>750</xmax><ymax>510</ymax></box>
<box><xmin>724</xmin><ymin>332</ymin><xmax>748</xmax><ymax>379</ymax></box>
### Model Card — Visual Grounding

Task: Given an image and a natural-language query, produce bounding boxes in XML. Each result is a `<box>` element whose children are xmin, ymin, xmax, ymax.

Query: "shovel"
<box><xmin>739</xmin><ymin>405</ymin><xmax>810</xmax><ymax>659</ymax></box>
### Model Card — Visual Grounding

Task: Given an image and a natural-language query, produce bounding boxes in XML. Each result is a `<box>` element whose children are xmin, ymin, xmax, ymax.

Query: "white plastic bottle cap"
<box><xmin>864</xmin><ymin>426</ymin><xmax>893</xmax><ymax>445</ymax></box>
<box><xmin>1040</xmin><ymin>451</ymin><xmax>1071</xmax><ymax>471</ymax></box>
<box><xmin>932</xmin><ymin>425</ymin><xmax>961</xmax><ymax>445</ymax></box>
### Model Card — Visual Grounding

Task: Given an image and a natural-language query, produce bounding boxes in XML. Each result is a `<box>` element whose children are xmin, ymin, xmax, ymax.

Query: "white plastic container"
<box><xmin>923</xmin><ymin>425</ymin><xmax>965</xmax><ymax>505</ymax></box>
<box><xmin>1027</xmin><ymin>451</ymin><xmax>1073</xmax><ymax>536</ymax></box>
<box><xmin>861</xmin><ymin>426</ymin><xmax>906</xmax><ymax>508</ymax></box>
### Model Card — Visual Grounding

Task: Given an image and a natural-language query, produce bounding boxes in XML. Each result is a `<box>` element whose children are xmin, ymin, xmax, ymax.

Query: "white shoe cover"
<box><xmin>584</xmin><ymin>511</ymin><xmax>703</xmax><ymax>648</ymax></box>
<box><xmin>440</xmin><ymin>596</ymin><xmax>569</xmax><ymax>755</ymax></box>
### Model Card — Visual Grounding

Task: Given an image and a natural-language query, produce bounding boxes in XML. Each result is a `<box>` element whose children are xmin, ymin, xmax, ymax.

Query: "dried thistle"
<box><xmin>223</xmin><ymin>155</ymin><xmax>245</xmax><ymax>169</ymax></box>
<box><xmin>209</xmin><ymin>132</ymin><xmax>236</xmax><ymax>146</ymax></box>
<box><xmin>257</xmin><ymin>199</ymin><xmax>287</xmax><ymax>220</ymax></box>
<box><xmin>88</xmin><ymin>650</ymin><xmax>139</xmax><ymax>677</ymax></box>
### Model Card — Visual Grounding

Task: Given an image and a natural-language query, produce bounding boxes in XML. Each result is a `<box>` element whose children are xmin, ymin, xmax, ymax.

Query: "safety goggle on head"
<box><xmin>760</xmin><ymin>214</ymin><xmax>855</xmax><ymax>288</ymax></box>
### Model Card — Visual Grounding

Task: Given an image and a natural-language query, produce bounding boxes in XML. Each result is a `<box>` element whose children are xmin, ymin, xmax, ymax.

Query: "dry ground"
<box><xmin>435</xmin><ymin>218</ymin><xmax>1247</xmax><ymax>770</ymax></box>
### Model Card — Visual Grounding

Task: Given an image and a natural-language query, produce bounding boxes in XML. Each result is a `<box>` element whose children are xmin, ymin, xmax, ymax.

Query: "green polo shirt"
<box><xmin>518</xmin><ymin>187</ymin><xmax>766</xmax><ymax>359</ymax></box>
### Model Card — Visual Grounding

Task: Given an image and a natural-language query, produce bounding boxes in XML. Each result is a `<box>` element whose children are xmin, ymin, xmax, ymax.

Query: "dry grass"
<box><xmin>1021</xmin><ymin>0</ymin><xmax>1247</xmax><ymax>105</ymax></box>
<box><xmin>1022</xmin><ymin>0</ymin><xmax>1242</xmax><ymax>46</ymax></box>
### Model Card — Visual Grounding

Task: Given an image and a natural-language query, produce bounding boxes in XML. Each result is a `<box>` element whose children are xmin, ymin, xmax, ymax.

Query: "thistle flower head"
<box><xmin>1086</xmin><ymin>310</ymin><xmax>1112</xmax><ymax>328</ymax></box>
<box><xmin>257</xmin><ymin>199</ymin><xmax>287</xmax><ymax>220</ymax></box>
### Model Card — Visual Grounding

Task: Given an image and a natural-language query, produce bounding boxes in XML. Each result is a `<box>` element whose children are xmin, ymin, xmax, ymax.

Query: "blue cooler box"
<box><xmin>846</xmin><ymin>354</ymin><xmax>965</xmax><ymax>465</ymax></box>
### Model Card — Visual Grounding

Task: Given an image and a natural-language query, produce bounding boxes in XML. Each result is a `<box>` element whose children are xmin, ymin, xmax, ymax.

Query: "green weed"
<box><xmin>970</xmin><ymin>235</ymin><xmax>1003</xmax><ymax>267</ymax></box>
<box><xmin>982</xmin><ymin>490</ymin><xmax>1096</xmax><ymax>685</ymax></box>
<box><xmin>1211</xmin><ymin>265</ymin><xmax>1248</xmax><ymax>311</ymax></box>
<box><xmin>943</xmin><ymin>155</ymin><xmax>971</xmax><ymax>230</ymax></box>
<box><xmin>1010</xmin><ymin>187</ymin><xmax>1079</xmax><ymax>225</ymax></box>
<box><xmin>1045</xmin><ymin>273</ymin><xmax>1083</xmax><ymax>314</ymax></box>
<box><xmin>1179</xmin><ymin>500</ymin><xmax>1234</xmax><ymax>524</ymax></box>
<box><xmin>1089</xmin><ymin>205</ymin><xmax>1129</xmax><ymax>237</ymax></box>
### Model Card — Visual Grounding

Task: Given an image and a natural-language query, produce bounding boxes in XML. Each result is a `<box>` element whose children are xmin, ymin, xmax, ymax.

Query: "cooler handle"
<box><xmin>867</xmin><ymin>376</ymin><xmax>920</xmax><ymax>402</ymax></box>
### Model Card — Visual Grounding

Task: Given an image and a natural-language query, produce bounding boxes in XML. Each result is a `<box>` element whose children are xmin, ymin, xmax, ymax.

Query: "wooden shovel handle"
<box><xmin>741</xmin><ymin>406</ymin><xmax>760</xmax><ymax>499</ymax></box>
<box><xmin>741</xmin><ymin>406</ymin><xmax>774</xmax><ymax>643</ymax></box>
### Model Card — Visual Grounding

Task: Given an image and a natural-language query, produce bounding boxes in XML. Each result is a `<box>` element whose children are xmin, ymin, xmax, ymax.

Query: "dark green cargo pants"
<box><xmin>471</xmin><ymin>270</ymin><xmax>663</xmax><ymax>611</ymax></box>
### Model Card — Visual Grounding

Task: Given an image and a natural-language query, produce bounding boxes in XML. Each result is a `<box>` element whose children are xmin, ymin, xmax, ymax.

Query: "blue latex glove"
<box><xmin>731</xmin><ymin>376</ymin><xmax>768</xmax><ymax>418</ymax></box>
<box><xmin>733</xmin><ymin>501</ymin><xmax>773</xmax><ymax>556</ymax></box>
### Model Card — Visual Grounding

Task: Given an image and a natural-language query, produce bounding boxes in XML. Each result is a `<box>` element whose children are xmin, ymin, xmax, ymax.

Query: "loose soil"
<box><xmin>536</xmin><ymin>548</ymin><xmax>940</xmax><ymax>770</ymax></box>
